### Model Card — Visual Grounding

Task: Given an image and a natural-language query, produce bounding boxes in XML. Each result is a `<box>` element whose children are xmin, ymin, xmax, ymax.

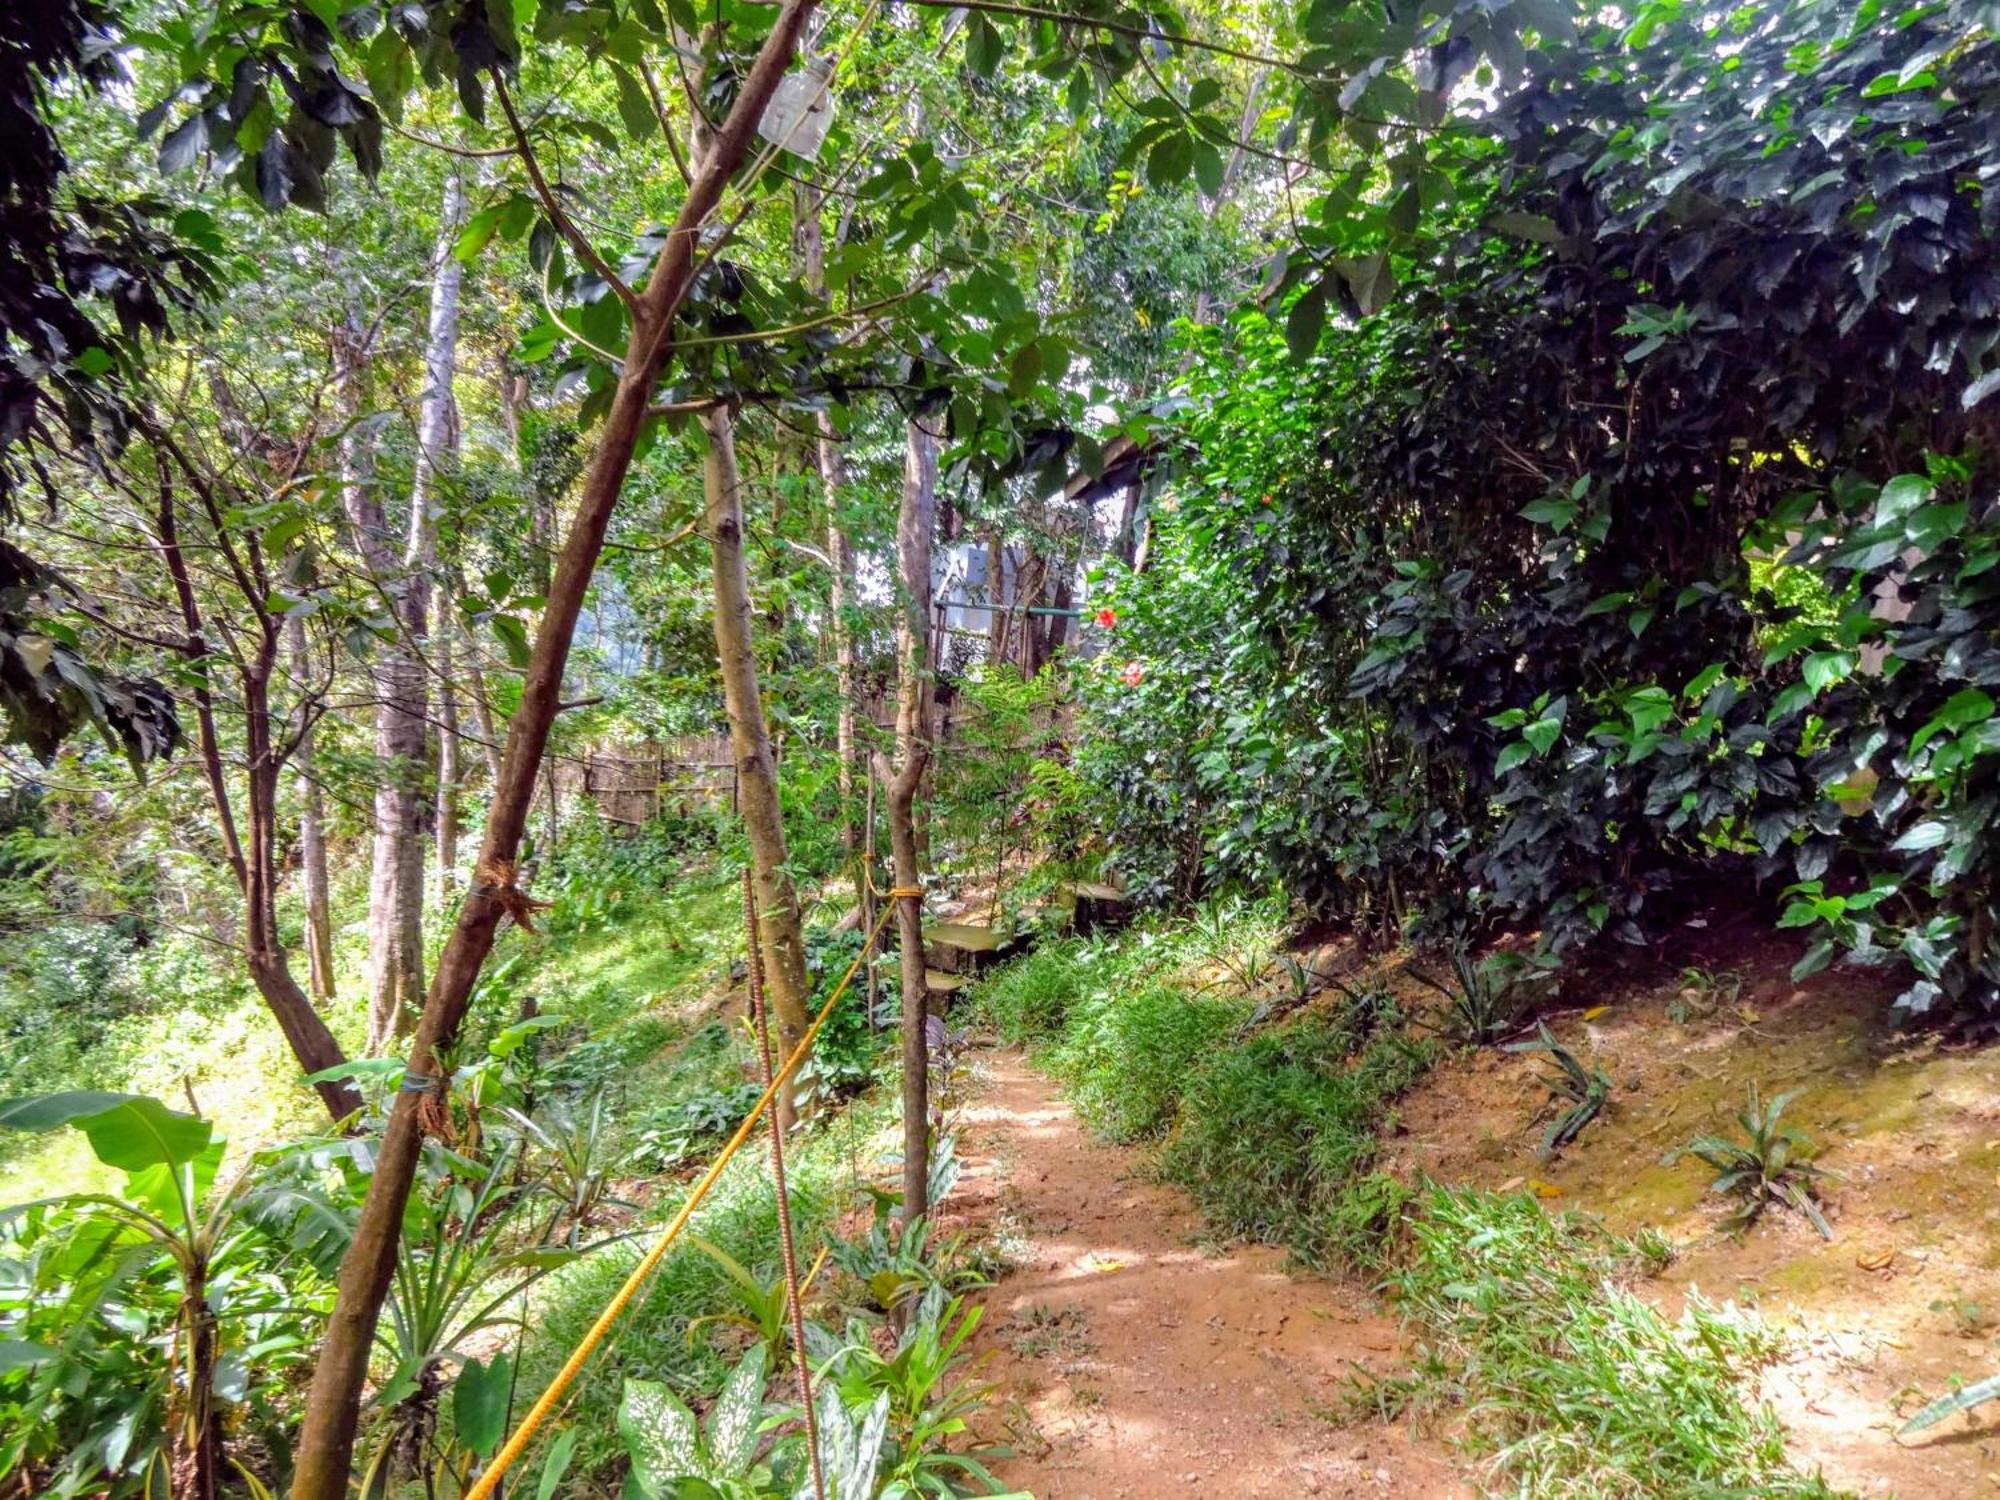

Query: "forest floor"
<box><xmin>948</xmin><ymin>1050</ymin><xmax>1466</xmax><ymax>1498</ymax></box>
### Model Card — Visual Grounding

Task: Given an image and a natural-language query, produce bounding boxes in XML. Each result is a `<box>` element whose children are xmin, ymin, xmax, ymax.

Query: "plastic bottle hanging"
<box><xmin>756</xmin><ymin>57</ymin><xmax>835</xmax><ymax>160</ymax></box>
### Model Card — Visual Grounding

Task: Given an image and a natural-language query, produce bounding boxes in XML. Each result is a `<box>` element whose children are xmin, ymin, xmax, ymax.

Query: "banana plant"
<box><xmin>0</xmin><ymin>1091</ymin><xmax>331</xmax><ymax>1500</ymax></box>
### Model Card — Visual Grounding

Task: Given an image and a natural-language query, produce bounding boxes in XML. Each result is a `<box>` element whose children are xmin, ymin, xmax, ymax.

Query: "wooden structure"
<box><xmin>564</xmin><ymin>734</ymin><xmax>737</xmax><ymax>827</ymax></box>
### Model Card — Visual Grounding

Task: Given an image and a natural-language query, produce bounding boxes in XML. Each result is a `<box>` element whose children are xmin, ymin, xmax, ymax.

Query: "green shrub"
<box><xmin>1392</xmin><ymin>1187</ymin><xmax>1844</xmax><ymax>1498</ymax></box>
<box><xmin>1158</xmin><ymin>1021</ymin><xmax>1430</xmax><ymax>1265</ymax></box>
<box><xmin>1043</xmin><ymin>981</ymin><xmax>1247</xmax><ymax>1142</ymax></box>
<box><xmin>970</xmin><ymin>940</ymin><xmax>1095</xmax><ymax>1042</ymax></box>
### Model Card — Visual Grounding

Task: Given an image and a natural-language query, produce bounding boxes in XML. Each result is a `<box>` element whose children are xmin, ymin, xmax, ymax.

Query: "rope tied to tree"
<box><xmin>474</xmin><ymin>856</ymin><xmax>553</xmax><ymax>933</ymax></box>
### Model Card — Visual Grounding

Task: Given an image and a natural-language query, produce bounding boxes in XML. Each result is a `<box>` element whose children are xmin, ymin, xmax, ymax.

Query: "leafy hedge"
<box><xmin>1082</xmin><ymin>0</ymin><xmax>2000</xmax><ymax>1028</ymax></box>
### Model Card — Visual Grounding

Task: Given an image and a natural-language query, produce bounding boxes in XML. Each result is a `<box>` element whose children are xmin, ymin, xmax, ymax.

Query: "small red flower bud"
<box><xmin>1096</xmin><ymin>607</ymin><xmax>1117</xmax><ymax>629</ymax></box>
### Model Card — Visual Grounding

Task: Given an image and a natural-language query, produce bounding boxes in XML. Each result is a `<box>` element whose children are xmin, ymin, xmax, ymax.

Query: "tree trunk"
<box><xmin>168</xmin><ymin>1266</ymin><xmax>221</xmax><ymax>1500</ymax></box>
<box><xmin>154</xmin><ymin>452</ymin><xmax>359</xmax><ymax>1122</ymax></box>
<box><xmin>704</xmin><ymin>403</ymin><xmax>811</xmax><ymax>1126</ymax></box>
<box><xmin>286</xmin><ymin>613</ymin><xmax>337</xmax><ymax>1003</ymax></box>
<box><xmin>435</xmin><ymin>610</ymin><xmax>461</xmax><ymax>897</ymax></box>
<box><xmin>1111</xmin><ymin>478</ymin><xmax>1141</xmax><ymax>568</ymax></box>
<box><xmin>362</xmin><ymin>172</ymin><xmax>463</xmax><ymax>1054</ymax></box>
<box><xmin>872</xmin><ymin>415</ymin><xmax>938</xmax><ymax>1229</ymax></box>
<box><xmin>985</xmin><ymin>531</ymin><xmax>1007</xmax><ymax>665</ymax></box>
<box><xmin>288</xmin><ymin>14</ymin><xmax>819</xmax><ymax>1489</ymax></box>
<box><xmin>1041</xmin><ymin>551</ymin><xmax>1073</xmax><ymax>663</ymax></box>
<box><xmin>465</xmin><ymin>643</ymin><xmax>506</xmax><ymax>787</ymax></box>
<box><xmin>794</xmin><ymin>182</ymin><xmax>864</xmax><ymax>915</ymax></box>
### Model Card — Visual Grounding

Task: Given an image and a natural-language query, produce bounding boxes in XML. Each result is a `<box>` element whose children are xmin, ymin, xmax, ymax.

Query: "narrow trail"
<box><xmin>948</xmin><ymin>1050</ymin><xmax>1465</xmax><ymax>1499</ymax></box>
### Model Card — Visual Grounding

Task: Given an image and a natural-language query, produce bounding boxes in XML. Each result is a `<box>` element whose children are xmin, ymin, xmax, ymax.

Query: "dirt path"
<box><xmin>948</xmin><ymin>1049</ymin><xmax>1465</xmax><ymax>1499</ymax></box>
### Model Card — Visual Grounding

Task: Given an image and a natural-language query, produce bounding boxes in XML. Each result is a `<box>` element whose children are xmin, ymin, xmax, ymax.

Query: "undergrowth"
<box><xmin>972</xmin><ymin>912</ymin><xmax>1841</xmax><ymax>1494</ymax></box>
<box><xmin>1389</xmin><ymin>1187</ymin><xmax>1845</xmax><ymax>1499</ymax></box>
<box><xmin>1159</xmin><ymin>1020</ymin><xmax>1434</xmax><ymax>1265</ymax></box>
<box><xmin>970</xmin><ymin>908</ymin><xmax>1433</xmax><ymax>1269</ymax></box>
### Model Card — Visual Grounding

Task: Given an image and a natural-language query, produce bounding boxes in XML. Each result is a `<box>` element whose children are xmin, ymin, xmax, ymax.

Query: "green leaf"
<box><xmin>536</xmin><ymin>1429</ymin><xmax>579</xmax><ymax>1500</ymax></box>
<box><xmin>620</xmin><ymin>1378</ymin><xmax>703</xmax><ymax>1491</ymax></box>
<box><xmin>0</xmin><ymin>1091</ymin><xmax>212</xmax><ymax>1171</ymax></box>
<box><xmin>454</xmin><ymin>1353</ymin><xmax>513</xmax><ymax>1459</ymax></box>
<box><xmin>1873</xmin><ymin>473</ymin><xmax>1934</xmax><ymax>523</ymax></box>
<box><xmin>1487</xmin><ymin>210</ymin><xmax>1563</xmax><ymax>244</ymax></box>
<box><xmin>1007</xmin><ymin>341</ymin><xmax>1043</xmax><ymax>399</ymax></box>
<box><xmin>1495</xmin><ymin>741</ymin><xmax>1532</xmax><ymax>776</ymax></box>
<box><xmin>1791</xmin><ymin>938</ymin><xmax>1835</xmax><ymax>982</ymax></box>
<box><xmin>965</xmin><ymin>12</ymin><xmax>1004</xmax><ymax>77</ymax></box>
<box><xmin>0</xmin><ymin>1339</ymin><xmax>55</xmax><ymax>1372</ymax></box>
<box><xmin>1520</xmin><ymin>495</ymin><xmax>1577</xmax><ymax>532</ymax></box>
<box><xmin>1522</xmin><ymin>712</ymin><xmax>1564</xmax><ymax>755</ymax></box>
<box><xmin>1800</xmin><ymin>650</ymin><xmax>1855</xmax><ymax>693</ymax></box>
<box><xmin>703</xmin><ymin>1343</ymin><xmax>766</xmax><ymax>1476</ymax></box>
<box><xmin>1899</xmin><ymin>1373</ymin><xmax>2000</xmax><ymax>1436</ymax></box>
<box><xmin>491</xmin><ymin>614</ymin><xmax>532</xmax><ymax>667</ymax></box>
<box><xmin>1285</xmin><ymin>282</ymin><xmax>1328</xmax><ymax>362</ymax></box>
<box><xmin>1890</xmin><ymin>821</ymin><xmax>1950</xmax><ymax>853</ymax></box>
<box><xmin>456</xmin><ymin>205</ymin><xmax>504</xmax><ymax>264</ymax></box>
<box><xmin>1333</xmin><ymin>253</ymin><xmax>1391</xmax><ymax>317</ymax></box>
<box><xmin>1192</xmin><ymin>141</ymin><xmax>1225</xmax><ymax>197</ymax></box>
<box><xmin>1683</xmin><ymin>664</ymin><xmax>1725</xmax><ymax>701</ymax></box>
<box><xmin>610</xmin><ymin>64</ymin><xmax>657</xmax><ymax>139</ymax></box>
<box><xmin>1147</xmin><ymin>130</ymin><xmax>1194</xmax><ymax>185</ymax></box>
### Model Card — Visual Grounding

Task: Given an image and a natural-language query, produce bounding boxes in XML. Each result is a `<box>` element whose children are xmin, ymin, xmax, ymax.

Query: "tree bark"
<box><xmin>153</xmin><ymin>452</ymin><xmax>359</xmax><ymax>1121</ymax></box>
<box><xmin>985</xmin><ymin>531</ymin><xmax>1008</xmax><ymax>664</ymax></box>
<box><xmin>286</xmin><ymin>612</ymin><xmax>337</xmax><ymax>1003</ymax></box>
<box><xmin>288</xmin><ymin>12</ymin><xmax>819</xmax><ymax>1491</ymax></box>
<box><xmin>704</xmin><ymin>403</ymin><xmax>811</xmax><ymax>1127</ymax></box>
<box><xmin>872</xmin><ymin>415</ymin><xmax>938</xmax><ymax>1228</ymax></box>
<box><xmin>360</xmin><ymin>170</ymin><xmax>463</xmax><ymax>1054</ymax></box>
<box><xmin>794</xmin><ymin>182</ymin><xmax>864</xmax><ymax>914</ymax></box>
<box><xmin>1111</xmin><ymin>478</ymin><xmax>1141</xmax><ymax>568</ymax></box>
<box><xmin>435</xmin><ymin>609</ymin><xmax>461</xmax><ymax>896</ymax></box>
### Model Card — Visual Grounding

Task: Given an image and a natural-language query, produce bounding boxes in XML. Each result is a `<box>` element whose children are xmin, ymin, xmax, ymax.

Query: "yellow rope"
<box><xmin>464</xmin><ymin>884</ymin><xmax>921</xmax><ymax>1500</ymax></box>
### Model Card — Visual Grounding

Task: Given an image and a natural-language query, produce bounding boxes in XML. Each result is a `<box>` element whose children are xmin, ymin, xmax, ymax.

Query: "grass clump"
<box><xmin>1157</xmin><ymin>1020</ymin><xmax>1433</xmax><ymax>1265</ymax></box>
<box><xmin>1041</xmin><ymin>980</ymin><xmax>1248</xmax><ymax>1141</ymax></box>
<box><xmin>1391</xmin><ymin>1187</ymin><xmax>1845</xmax><ymax>1499</ymax></box>
<box><xmin>968</xmin><ymin>937</ymin><xmax>1100</xmax><ymax>1041</ymax></box>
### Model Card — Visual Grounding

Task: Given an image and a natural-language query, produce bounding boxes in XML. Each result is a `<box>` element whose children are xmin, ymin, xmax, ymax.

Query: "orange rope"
<box><xmin>464</xmin><ymin>886</ymin><xmax>919</xmax><ymax>1500</ymax></box>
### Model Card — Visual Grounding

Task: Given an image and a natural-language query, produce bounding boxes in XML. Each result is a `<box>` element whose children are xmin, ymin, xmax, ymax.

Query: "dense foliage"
<box><xmin>1083</xmin><ymin>0</ymin><xmax>2000</xmax><ymax>1028</ymax></box>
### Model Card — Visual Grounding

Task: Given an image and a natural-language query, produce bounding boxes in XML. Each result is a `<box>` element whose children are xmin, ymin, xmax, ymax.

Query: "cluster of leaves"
<box><xmin>0</xmin><ymin>1003</ymin><xmax>634</xmax><ymax>1498</ymax></box>
<box><xmin>1675</xmin><ymin>1085</ymin><xmax>1835</xmax><ymax>1241</ymax></box>
<box><xmin>1079</xmin><ymin>0</ymin><xmax>2000</xmax><ymax>1028</ymax></box>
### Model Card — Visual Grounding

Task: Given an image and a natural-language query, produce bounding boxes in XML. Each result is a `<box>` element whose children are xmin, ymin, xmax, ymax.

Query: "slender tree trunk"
<box><xmin>794</xmin><ymin>182</ymin><xmax>864</xmax><ymax>913</ymax></box>
<box><xmin>465</xmin><ymin>644</ymin><xmax>506</xmax><ymax>786</ymax></box>
<box><xmin>289</xmin><ymin>15</ymin><xmax>818</xmax><ymax>1488</ymax></box>
<box><xmin>704</xmin><ymin>403</ymin><xmax>811</xmax><ymax>1126</ymax></box>
<box><xmin>435</xmin><ymin>611</ymin><xmax>461</xmax><ymax>897</ymax></box>
<box><xmin>155</xmin><ymin>454</ymin><xmax>358</xmax><ymax>1121</ymax></box>
<box><xmin>1041</xmin><ymin>551</ymin><xmax>1073</xmax><ymax>662</ymax></box>
<box><xmin>286</xmin><ymin>613</ymin><xmax>337</xmax><ymax>1002</ymax></box>
<box><xmin>168</xmin><ymin>1263</ymin><xmax>221</xmax><ymax>1500</ymax></box>
<box><xmin>362</xmin><ymin>172</ymin><xmax>463</xmax><ymax>1054</ymax></box>
<box><xmin>1111</xmin><ymin>478</ymin><xmax>1141</xmax><ymax>568</ymax></box>
<box><xmin>985</xmin><ymin>531</ymin><xmax>1007</xmax><ymax>664</ymax></box>
<box><xmin>872</xmin><ymin>415</ymin><xmax>938</xmax><ymax>1228</ymax></box>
